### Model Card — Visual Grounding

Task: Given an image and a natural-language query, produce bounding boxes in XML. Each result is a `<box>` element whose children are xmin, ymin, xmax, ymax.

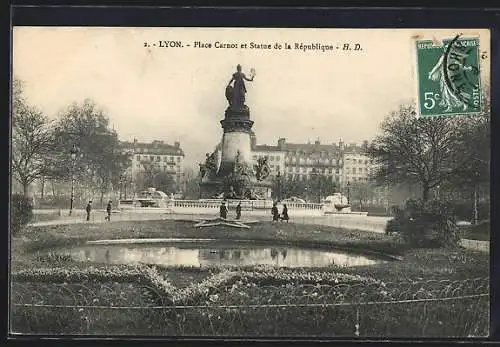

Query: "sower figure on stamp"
<box><xmin>281</xmin><ymin>204</ymin><xmax>289</xmax><ymax>223</ymax></box>
<box><xmin>85</xmin><ymin>200</ymin><xmax>92</xmax><ymax>222</ymax></box>
<box><xmin>105</xmin><ymin>200</ymin><xmax>112</xmax><ymax>222</ymax></box>
<box><xmin>236</xmin><ymin>202</ymin><xmax>242</xmax><ymax>220</ymax></box>
<box><xmin>271</xmin><ymin>202</ymin><xmax>280</xmax><ymax>222</ymax></box>
<box><xmin>220</xmin><ymin>201</ymin><xmax>228</xmax><ymax>219</ymax></box>
<box><xmin>428</xmin><ymin>44</ymin><xmax>471</xmax><ymax>112</ymax></box>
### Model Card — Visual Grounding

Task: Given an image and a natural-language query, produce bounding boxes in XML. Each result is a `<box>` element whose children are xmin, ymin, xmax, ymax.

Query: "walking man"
<box><xmin>85</xmin><ymin>200</ymin><xmax>92</xmax><ymax>222</ymax></box>
<box><xmin>220</xmin><ymin>201</ymin><xmax>228</xmax><ymax>219</ymax></box>
<box><xmin>236</xmin><ymin>202</ymin><xmax>242</xmax><ymax>220</ymax></box>
<box><xmin>105</xmin><ymin>200</ymin><xmax>112</xmax><ymax>221</ymax></box>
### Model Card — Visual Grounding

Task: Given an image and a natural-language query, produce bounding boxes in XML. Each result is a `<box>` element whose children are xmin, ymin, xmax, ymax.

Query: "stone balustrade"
<box><xmin>171</xmin><ymin>199</ymin><xmax>323</xmax><ymax>213</ymax></box>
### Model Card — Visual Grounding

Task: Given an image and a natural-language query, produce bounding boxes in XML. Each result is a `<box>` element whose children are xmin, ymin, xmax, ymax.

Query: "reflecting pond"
<box><xmin>59</xmin><ymin>240</ymin><xmax>387</xmax><ymax>268</ymax></box>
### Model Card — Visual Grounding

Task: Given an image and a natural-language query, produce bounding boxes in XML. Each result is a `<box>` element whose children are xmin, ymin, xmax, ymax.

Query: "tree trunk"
<box><xmin>422</xmin><ymin>182</ymin><xmax>430</xmax><ymax>202</ymax></box>
<box><xmin>40</xmin><ymin>177</ymin><xmax>45</xmax><ymax>199</ymax></box>
<box><xmin>23</xmin><ymin>182</ymin><xmax>30</xmax><ymax>198</ymax></box>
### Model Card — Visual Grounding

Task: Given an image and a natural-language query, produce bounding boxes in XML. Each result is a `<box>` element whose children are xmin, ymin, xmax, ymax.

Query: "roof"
<box><xmin>343</xmin><ymin>144</ymin><xmax>368</xmax><ymax>155</ymax></box>
<box><xmin>120</xmin><ymin>140</ymin><xmax>185</xmax><ymax>156</ymax></box>
<box><xmin>282</xmin><ymin>143</ymin><xmax>341</xmax><ymax>153</ymax></box>
<box><xmin>253</xmin><ymin>144</ymin><xmax>283</xmax><ymax>152</ymax></box>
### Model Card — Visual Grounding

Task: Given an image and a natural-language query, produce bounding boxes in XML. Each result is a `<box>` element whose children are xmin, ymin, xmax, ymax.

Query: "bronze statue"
<box><xmin>204</xmin><ymin>152</ymin><xmax>218</xmax><ymax>174</ymax></box>
<box><xmin>254</xmin><ymin>156</ymin><xmax>270</xmax><ymax>181</ymax></box>
<box><xmin>226</xmin><ymin>64</ymin><xmax>256</xmax><ymax>108</ymax></box>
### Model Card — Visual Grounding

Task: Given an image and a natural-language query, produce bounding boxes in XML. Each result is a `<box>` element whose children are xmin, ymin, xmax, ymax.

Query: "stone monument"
<box><xmin>199</xmin><ymin>64</ymin><xmax>273</xmax><ymax>199</ymax></box>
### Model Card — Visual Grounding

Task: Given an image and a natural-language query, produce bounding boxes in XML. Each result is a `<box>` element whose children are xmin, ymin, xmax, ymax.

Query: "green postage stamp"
<box><xmin>415</xmin><ymin>35</ymin><xmax>483</xmax><ymax>117</ymax></box>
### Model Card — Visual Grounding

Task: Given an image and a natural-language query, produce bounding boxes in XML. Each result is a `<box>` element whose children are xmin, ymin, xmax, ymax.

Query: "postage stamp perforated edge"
<box><xmin>412</xmin><ymin>32</ymin><xmax>485</xmax><ymax>118</ymax></box>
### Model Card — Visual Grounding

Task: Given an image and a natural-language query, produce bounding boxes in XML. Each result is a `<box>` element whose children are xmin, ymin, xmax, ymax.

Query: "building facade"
<box><xmin>250</xmin><ymin>134</ymin><xmax>373</xmax><ymax>190</ymax></box>
<box><xmin>121</xmin><ymin>139</ymin><xmax>185</xmax><ymax>184</ymax></box>
<box><xmin>342</xmin><ymin>140</ymin><xmax>372</xmax><ymax>185</ymax></box>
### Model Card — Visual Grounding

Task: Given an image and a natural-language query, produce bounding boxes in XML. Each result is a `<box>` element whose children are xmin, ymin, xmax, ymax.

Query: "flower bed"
<box><xmin>10</xmin><ymin>265</ymin><xmax>489</xmax><ymax>337</ymax></box>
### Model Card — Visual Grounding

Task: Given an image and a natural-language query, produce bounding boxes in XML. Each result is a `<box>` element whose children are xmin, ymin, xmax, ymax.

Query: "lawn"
<box><xmin>459</xmin><ymin>220</ymin><xmax>490</xmax><ymax>241</ymax></box>
<box><xmin>9</xmin><ymin>219</ymin><xmax>490</xmax><ymax>337</ymax></box>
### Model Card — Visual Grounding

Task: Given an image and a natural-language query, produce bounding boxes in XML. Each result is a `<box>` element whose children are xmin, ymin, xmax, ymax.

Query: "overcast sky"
<box><xmin>12</xmin><ymin>27</ymin><xmax>490</xmax><ymax>168</ymax></box>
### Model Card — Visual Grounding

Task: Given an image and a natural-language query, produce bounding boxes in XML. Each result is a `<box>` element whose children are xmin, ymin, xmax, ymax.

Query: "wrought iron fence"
<box><xmin>10</xmin><ymin>277</ymin><xmax>489</xmax><ymax>337</ymax></box>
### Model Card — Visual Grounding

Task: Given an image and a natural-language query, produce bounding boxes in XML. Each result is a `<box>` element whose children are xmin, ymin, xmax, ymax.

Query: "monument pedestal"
<box><xmin>199</xmin><ymin>65</ymin><xmax>272</xmax><ymax>200</ymax></box>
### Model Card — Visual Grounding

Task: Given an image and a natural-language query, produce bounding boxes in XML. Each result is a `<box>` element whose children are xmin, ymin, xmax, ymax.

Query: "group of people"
<box><xmin>219</xmin><ymin>201</ymin><xmax>241</xmax><ymax>220</ymax></box>
<box><xmin>86</xmin><ymin>199</ymin><xmax>290</xmax><ymax>223</ymax></box>
<box><xmin>218</xmin><ymin>200</ymin><xmax>289</xmax><ymax>222</ymax></box>
<box><xmin>272</xmin><ymin>202</ymin><xmax>289</xmax><ymax>222</ymax></box>
<box><xmin>84</xmin><ymin>200</ymin><xmax>113</xmax><ymax>222</ymax></box>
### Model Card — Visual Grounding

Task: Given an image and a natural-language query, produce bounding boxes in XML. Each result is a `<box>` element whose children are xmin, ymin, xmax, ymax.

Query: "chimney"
<box><xmin>315</xmin><ymin>137</ymin><xmax>320</xmax><ymax>146</ymax></box>
<box><xmin>174</xmin><ymin>141</ymin><xmax>180</xmax><ymax>148</ymax></box>
<box><xmin>277</xmin><ymin>138</ymin><xmax>286</xmax><ymax>149</ymax></box>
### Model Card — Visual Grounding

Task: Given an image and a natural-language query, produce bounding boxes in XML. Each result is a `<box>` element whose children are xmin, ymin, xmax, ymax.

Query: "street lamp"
<box><xmin>346</xmin><ymin>181</ymin><xmax>351</xmax><ymax>204</ymax></box>
<box><xmin>69</xmin><ymin>144</ymin><xmax>81</xmax><ymax>216</ymax></box>
<box><xmin>276</xmin><ymin>170</ymin><xmax>281</xmax><ymax>202</ymax></box>
<box><xmin>119</xmin><ymin>174</ymin><xmax>124</xmax><ymax>200</ymax></box>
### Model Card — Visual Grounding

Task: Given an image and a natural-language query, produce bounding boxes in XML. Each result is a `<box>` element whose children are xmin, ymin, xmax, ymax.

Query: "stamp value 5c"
<box><xmin>415</xmin><ymin>35</ymin><xmax>483</xmax><ymax>117</ymax></box>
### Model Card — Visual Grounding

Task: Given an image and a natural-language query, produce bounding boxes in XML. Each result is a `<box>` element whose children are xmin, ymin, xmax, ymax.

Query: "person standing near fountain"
<box><xmin>236</xmin><ymin>202</ymin><xmax>242</xmax><ymax>220</ymax></box>
<box><xmin>271</xmin><ymin>202</ymin><xmax>280</xmax><ymax>222</ymax></box>
<box><xmin>85</xmin><ymin>200</ymin><xmax>92</xmax><ymax>222</ymax></box>
<box><xmin>105</xmin><ymin>200</ymin><xmax>112</xmax><ymax>222</ymax></box>
<box><xmin>281</xmin><ymin>204</ymin><xmax>289</xmax><ymax>223</ymax></box>
<box><xmin>220</xmin><ymin>201</ymin><xmax>228</xmax><ymax>219</ymax></box>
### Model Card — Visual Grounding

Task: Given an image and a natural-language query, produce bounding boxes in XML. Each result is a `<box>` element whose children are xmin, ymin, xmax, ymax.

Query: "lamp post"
<box><xmin>346</xmin><ymin>181</ymin><xmax>351</xmax><ymax>205</ymax></box>
<box><xmin>276</xmin><ymin>170</ymin><xmax>281</xmax><ymax>202</ymax></box>
<box><xmin>119</xmin><ymin>174</ymin><xmax>124</xmax><ymax>200</ymax></box>
<box><xmin>69</xmin><ymin>144</ymin><xmax>80</xmax><ymax>216</ymax></box>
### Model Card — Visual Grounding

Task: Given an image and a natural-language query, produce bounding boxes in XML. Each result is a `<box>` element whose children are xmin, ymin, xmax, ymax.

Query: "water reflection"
<box><xmin>63</xmin><ymin>243</ymin><xmax>385</xmax><ymax>268</ymax></box>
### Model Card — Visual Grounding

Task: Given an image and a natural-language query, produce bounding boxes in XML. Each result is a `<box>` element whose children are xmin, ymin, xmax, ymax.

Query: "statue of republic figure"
<box><xmin>225</xmin><ymin>64</ymin><xmax>256</xmax><ymax>109</ymax></box>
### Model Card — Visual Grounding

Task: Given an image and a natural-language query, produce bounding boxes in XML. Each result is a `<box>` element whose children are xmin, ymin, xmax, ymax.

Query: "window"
<box><xmin>353</xmin><ymin>168</ymin><xmax>357</xmax><ymax>174</ymax></box>
<box><xmin>253</xmin><ymin>155</ymin><xmax>257</xmax><ymax>160</ymax></box>
<box><xmin>365</xmin><ymin>160</ymin><xmax>369</xmax><ymax>165</ymax></box>
<box><xmin>156</xmin><ymin>156</ymin><xmax>161</xmax><ymax>162</ymax></box>
<box><xmin>136</xmin><ymin>155</ymin><xmax>141</xmax><ymax>160</ymax></box>
<box><xmin>177</xmin><ymin>157</ymin><xmax>181</xmax><ymax>162</ymax></box>
<box><xmin>170</xmin><ymin>156</ymin><xmax>174</xmax><ymax>162</ymax></box>
<box><xmin>149</xmin><ymin>156</ymin><xmax>154</xmax><ymax>161</ymax></box>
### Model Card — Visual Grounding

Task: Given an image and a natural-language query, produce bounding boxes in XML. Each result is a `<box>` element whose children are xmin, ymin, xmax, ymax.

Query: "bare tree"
<box><xmin>368</xmin><ymin>104</ymin><xmax>474</xmax><ymax>202</ymax></box>
<box><xmin>350</xmin><ymin>181</ymin><xmax>376</xmax><ymax>210</ymax></box>
<box><xmin>11</xmin><ymin>79</ymin><xmax>53</xmax><ymax>197</ymax></box>
<box><xmin>48</xmin><ymin>99</ymin><xmax>131</xmax><ymax>205</ymax></box>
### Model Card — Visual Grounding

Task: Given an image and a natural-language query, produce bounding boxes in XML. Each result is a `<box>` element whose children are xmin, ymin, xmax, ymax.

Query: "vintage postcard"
<box><xmin>10</xmin><ymin>27</ymin><xmax>491</xmax><ymax>338</ymax></box>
